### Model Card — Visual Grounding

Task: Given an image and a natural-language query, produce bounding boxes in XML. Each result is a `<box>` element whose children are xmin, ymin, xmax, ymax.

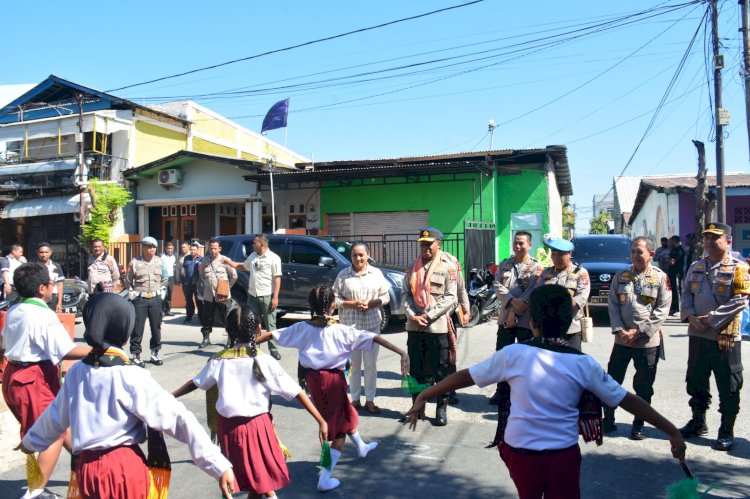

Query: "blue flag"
<box><xmin>261</xmin><ymin>98</ymin><xmax>289</xmax><ymax>134</ymax></box>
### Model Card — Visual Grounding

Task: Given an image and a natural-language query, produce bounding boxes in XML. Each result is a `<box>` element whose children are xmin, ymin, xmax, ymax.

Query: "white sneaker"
<box><xmin>131</xmin><ymin>355</ymin><xmax>145</xmax><ymax>368</ymax></box>
<box><xmin>150</xmin><ymin>351</ymin><xmax>163</xmax><ymax>366</ymax></box>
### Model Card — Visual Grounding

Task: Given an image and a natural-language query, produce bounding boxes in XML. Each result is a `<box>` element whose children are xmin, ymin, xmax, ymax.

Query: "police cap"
<box><xmin>142</xmin><ymin>236</ymin><xmax>158</xmax><ymax>247</ymax></box>
<box><xmin>702</xmin><ymin>222</ymin><xmax>732</xmax><ymax>237</ymax></box>
<box><xmin>546</xmin><ymin>238</ymin><xmax>574</xmax><ymax>252</ymax></box>
<box><xmin>417</xmin><ymin>227</ymin><xmax>443</xmax><ymax>242</ymax></box>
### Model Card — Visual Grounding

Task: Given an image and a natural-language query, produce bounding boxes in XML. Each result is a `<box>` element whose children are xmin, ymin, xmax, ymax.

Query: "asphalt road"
<box><xmin>1</xmin><ymin>309</ymin><xmax>750</xmax><ymax>498</ymax></box>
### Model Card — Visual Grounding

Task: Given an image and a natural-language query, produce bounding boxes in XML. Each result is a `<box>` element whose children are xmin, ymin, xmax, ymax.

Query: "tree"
<box><xmin>589</xmin><ymin>209</ymin><xmax>611</xmax><ymax>235</ymax></box>
<box><xmin>81</xmin><ymin>180</ymin><xmax>132</xmax><ymax>245</ymax></box>
<box><xmin>562</xmin><ymin>200</ymin><xmax>575</xmax><ymax>239</ymax></box>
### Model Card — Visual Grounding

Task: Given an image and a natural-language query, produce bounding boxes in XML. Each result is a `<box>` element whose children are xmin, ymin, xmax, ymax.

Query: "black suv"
<box><xmin>215</xmin><ymin>234</ymin><xmax>406</xmax><ymax>329</ymax></box>
<box><xmin>571</xmin><ymin>234</ymin><xmax>631</xmax><ymax>308</ymax></box>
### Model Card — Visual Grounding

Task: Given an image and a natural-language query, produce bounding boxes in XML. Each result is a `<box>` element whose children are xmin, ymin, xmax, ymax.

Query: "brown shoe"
<box><xmin>364</xmin><ymin>401</ymin><xmax>381</xmax><ymax>413</ymax></box>
<box><xmin>351</xmin><ymin>400</ymin><xmax>362</xmax><ymax>410</ymax></box>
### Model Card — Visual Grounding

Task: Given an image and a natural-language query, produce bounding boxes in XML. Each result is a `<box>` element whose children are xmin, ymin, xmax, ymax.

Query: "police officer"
<box><xmin>604</xmin><ymin>237</ymin><xmax>671</xmax><ymax>439</ymax></box>
<box><xmin>402</xmin><ymin>227</ymin><xmax>457</xmax><ymax>426</ymax></box>
<box><xmin>528</xmin><ymin>238</ymin><xmax>590</xmax><ymax>351</ymax></box>
<box><xmin>125</xmin><ymin>236</ymin><xmax>168</xmax><ymax>367</ymax></box>
<box><xmin>679</xmin><ymin>222</ymin><xmax>749</xmax><ymax>451</ymax></box>
<box><xmin>488</xmin><ymin>230</ymin><xmax>543</xmax><ymax>405</ymax></box>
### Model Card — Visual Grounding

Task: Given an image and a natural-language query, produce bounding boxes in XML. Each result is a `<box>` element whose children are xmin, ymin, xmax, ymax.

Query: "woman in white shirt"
<box><xmin>21</xmin><ymin>293</ymin><xmax>235</xmax><ymax>499</ymax></box>
<box><xmin>333</xmin><ymin>241</ymin><xmax>390</xmax><ymax>413</ymax></box>
<box><xmin>258</xmin><ymin>285</ymin><xmax>409</xmax><ymax>492</ymax></box>
<box><xmin>174</xmin><ymin>306</ymin><xmax>327</xmax><ymax>498</ymax></box>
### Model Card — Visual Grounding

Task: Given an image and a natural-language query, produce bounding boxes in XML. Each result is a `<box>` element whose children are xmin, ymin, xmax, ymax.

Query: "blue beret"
<box><xmin>546</xmin><ymin>238</ymin><xmax>574</xmax><ymax>252</ymax></box>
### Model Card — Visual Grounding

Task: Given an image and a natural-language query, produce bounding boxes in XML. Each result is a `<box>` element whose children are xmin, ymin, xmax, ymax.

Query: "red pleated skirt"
<box><xmin>217</xmin><ymin>412</ymin><xmax>290</xmax><ymax>494</ymax></box>
<box><xmin>1</xmin><ymin>360</ymin><xmax>60</xmax><ymax>436</ymax></box>
<box><xmin>305</xmin><ymin>368</ymin><xmax>358</xmax><ymax>441</ymax></box>
<box><xmin>77</xmin><ymin>445</ymin><xmax>150</xmax><ymax>499</ymax></box>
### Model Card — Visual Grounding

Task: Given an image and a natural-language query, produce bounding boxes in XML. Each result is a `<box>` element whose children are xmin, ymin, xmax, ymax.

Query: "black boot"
<box><xmin>447</xmin><ymin>391</ymin><xmax>459</xmax><ymax>406</ymax></box>
<box><xmin>629</xmin><ymin>419</ymin><xmax>645</xmax><ymax>440</ymax></box>
<box><xmin>603</xmin><ymin>407</ymin><xmax>617</xmax><ymax>433</ymax></box>
<box><xmin>199</xmin><ymin>332</ymin><xmax>211</xmax><ymax>348</ymax></box>
<box><xmin>679</xmin><ymin>408</ymin><xmax>708</xmax><ymax>438</ymax></box>
<box><xmin>712</xmin><ymin>413</ymin><xmax>736</xmax><ymax>451</ymax></box>
<box><xmin>435</xmin><ymin>397</ymin><xmax>448</xmax><ymax>426</ymax></box>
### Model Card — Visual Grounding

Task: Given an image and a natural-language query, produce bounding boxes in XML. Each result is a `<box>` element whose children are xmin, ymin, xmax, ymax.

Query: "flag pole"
<box><xmin>269</xmin><ymin>157</ymin><xmax>276</xmax><ymax>233</ymax></box>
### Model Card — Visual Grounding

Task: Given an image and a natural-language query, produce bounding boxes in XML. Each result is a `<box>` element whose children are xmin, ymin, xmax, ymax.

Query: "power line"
<box><xmin>106</xmin><ymin>1</ymin><xmax>485</xmax><ymax>92</ymax></box>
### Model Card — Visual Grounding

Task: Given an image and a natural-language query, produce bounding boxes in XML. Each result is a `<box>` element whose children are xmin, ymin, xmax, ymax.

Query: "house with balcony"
<box><xmin>0</xmin><ymin>75</ymin><xmax>307</xmax><ymax>274</ymax></box>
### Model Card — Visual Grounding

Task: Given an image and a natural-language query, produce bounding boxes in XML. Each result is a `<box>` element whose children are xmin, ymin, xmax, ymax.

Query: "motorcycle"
<box><xmin>56</xmin><ymin>278</ymin><xmax>89</xmax><ymax>316</ymax></box>
<box><xmin>466</xmin><ymin>265</ymin><xmax>499</xmax><ymax>328</ymax></box>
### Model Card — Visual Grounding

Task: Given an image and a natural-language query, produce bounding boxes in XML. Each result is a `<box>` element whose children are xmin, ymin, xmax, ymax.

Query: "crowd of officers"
<box><xmin>7</xmin><ymin>221</ymin><xmax>745</xmax><ymax>453</ymax></box>
<box><xmin>488</xmin><ymin>222</ymin><xmax>747</xmax><ymax>452</ymax></box>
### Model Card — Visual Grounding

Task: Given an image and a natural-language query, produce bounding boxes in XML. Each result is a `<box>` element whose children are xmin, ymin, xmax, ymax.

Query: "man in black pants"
<box><xmin>181</xmin><ymin>243</ymin><xmax>203</xmax><ymax>324</ymax></box>
<box><xmin>668</xmin><ymin>235</ymin><xmax>685</xmax><ymax>315</ymax></box>
<box><xmin>488</xmin><ymin>231</ymin><xmax>542</xmax><ymax>405</ymax></box>
<box><xmin>125</xmin><ymin>236</ymin><xmax>167</xmax><ymax>367</ymax></box>
<box><xmin>604</xmin><ymin>237</ymin><xmax>671</xmax><ymax>439</ymax></box>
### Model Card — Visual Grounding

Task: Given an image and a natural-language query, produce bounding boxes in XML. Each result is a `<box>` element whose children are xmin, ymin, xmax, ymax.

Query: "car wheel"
<box><xmin>379</xmin><ymin>305</ymin><xmax>391</xmax><ymax>332</ymax></box>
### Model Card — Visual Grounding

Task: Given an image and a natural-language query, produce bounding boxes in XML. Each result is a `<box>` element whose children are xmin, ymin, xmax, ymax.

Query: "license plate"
<box><xmin>598</xmin><ymin>290</ymin><xmax>609</xmax><ymax>296</ymax></box>
<box><xmin>63</xmin><ymin>307</ymin><xmax>77</xmax><ymax>314</ymax></box>
<box><xmin>591</xmin><ymin>296</ymin><xmax>608</xmax><ymax>304</ymax></box>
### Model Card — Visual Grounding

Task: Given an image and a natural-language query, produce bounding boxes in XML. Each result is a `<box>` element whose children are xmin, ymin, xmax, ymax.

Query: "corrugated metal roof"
<box><xmin>629</xmin><ymin>172</ymin><xmax>750</xmax><ymax>222</ymax></box>
<box><xmin>613</xmin><ymin>176</ymin><xmax>643</xmax><ymax>213</ymax></box>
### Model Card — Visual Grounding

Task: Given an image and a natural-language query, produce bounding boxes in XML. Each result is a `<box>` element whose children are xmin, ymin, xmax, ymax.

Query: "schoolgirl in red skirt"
<box><xmin>174</xmin><ymin>305</ymin><xmax>328</xmax><ymax>498</ymax></box>
<box><xmin>258</xmin><ymin>285</ymin><xmax>410</xmax><ymax>492</ymax></box>
<box><xmin>21</xmin><ymin>293</ymin><xmax>235</xmax><ymax>499</ymax></box>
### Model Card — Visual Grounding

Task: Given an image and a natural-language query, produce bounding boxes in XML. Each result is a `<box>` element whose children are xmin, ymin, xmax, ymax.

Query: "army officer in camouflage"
<box><xmin>604</xmin><ymin>237</ymin><xmax>671</xmax><ymax>440</ymax></box>
<box><xmin>679</xmin><ymin>222</ymin><xmax>750</xmax><ymax>451</ymax></box>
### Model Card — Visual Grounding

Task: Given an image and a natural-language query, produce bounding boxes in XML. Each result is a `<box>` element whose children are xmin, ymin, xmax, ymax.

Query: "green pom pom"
<box><xmin>319</xmin><ymin>441</ymin><xmax>332</xmax><ymax>470</ymax></box>
<box><xmin>402</xmin><ymin>375</ymin><xmax>431</xmax><ymax>394</ymax></box>
<box><xmin>667</xmin><ymin>478</ymin><xmax>700</xmax><ymax>499</ymax></box>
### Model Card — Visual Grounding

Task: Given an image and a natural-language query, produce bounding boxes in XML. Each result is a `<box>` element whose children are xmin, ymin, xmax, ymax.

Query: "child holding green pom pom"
<box><xmin>257</xmin><ymin>285</ymin><xmax>410</xmax><ymax>492</ymax></box>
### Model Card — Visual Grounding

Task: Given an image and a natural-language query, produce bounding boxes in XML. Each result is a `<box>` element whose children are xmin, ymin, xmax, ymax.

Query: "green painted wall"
<box><xmin>321</xmin><ymin>173</ymin><xmax>493</xmax><ymax>234</ymax></box>
<box><xmin>495</xmin><ymin>168</ymin><xmax>550</xmax><ymax>260</ymax></box>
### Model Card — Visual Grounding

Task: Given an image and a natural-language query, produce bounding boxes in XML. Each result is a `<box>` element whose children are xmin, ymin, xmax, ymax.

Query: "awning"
<box><xmin>0</xmin><ymin>159</ymin><xmax>77</xmax><ymax>177</ymax></box>
<box><xmin>1</xmin><ymin>193</ymin><xmax>91</xmax><ymax>219</ymax></box>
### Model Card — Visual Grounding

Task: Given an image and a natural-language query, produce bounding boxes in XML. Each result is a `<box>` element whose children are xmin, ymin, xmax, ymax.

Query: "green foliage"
<box><xmin>589</xmin><ymin>209</ymin><xmax>611</xmax><ymax>235</ymax></box>
<box><xmin>81</xmin><ymin>180</ymin><xmax>132</xmax><ymax>246</ymax></box>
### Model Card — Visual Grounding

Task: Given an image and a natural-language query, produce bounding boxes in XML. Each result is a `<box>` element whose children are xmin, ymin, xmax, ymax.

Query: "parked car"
<box><xmin>53</xmin><ymin>277</ymin><xmax>89</xmax><ymax>316</ymax></box>
<box><xmin>215</xmin><ymin>235</ymin><xmax>406</xmax><ymax>330</ymax></box>
<box><xmin>570</xmin><ymin>234</ymin><xmax>632</xmax><ymax>308</ymax></box>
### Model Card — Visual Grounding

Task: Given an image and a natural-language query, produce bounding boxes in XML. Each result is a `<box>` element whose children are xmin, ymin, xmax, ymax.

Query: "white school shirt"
<box><xmin>22</xmin><ymin>347</ymin><xmax>231</xmax><ymax>481</ymax></box>
<box><xmin>193</xmin><ymin>352</ymin><xmax>302</xmax><ymax>418</ymax></box>
<box><xmin>469</xmin><ymin>343</ymin><xmax>627</xmax><ymax>451</ymax></box>
<box><xmin>272</xmin><ymin>322</ymin><xmax>376</xmax><ymax>370</ymax></box>
<box><xmin>2</xmin><ymin>300</ymin><xmax>75</xmax><ymax>363</ymax></box>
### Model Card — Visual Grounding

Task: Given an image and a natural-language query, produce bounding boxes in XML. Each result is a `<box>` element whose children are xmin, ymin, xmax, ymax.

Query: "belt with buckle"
<box><xmin>143</xmin><ymin>292</ymin><xmax>154</xmax><ymax>299</ymax></box>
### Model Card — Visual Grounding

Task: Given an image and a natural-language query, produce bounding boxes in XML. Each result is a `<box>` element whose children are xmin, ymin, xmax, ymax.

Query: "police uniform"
<box><xmin>402</xmin><ymin>228</ymin><xmax>457</xmax><ymax>425</ymax></box>
<box><xmin>199</xmin><ymin>253</ymin><xmax>237</xmax><ymax>347</ymax></box>
<box><xmin>679</xmin><ymin>222</ymin><xmax>749</xmax><ymax>451</ymax></box>
<box><xmin>531</xmin><ymin>239</ymin><xmax>591</xmax><ymax>351</ymax></box>
<box><xmin>604</xmin><ymin>262</ymin><xmax>671</xmax><ymax>438</ymax></box>
<box><xmin>442</xmin><ymin>250</ymin><xmax>469</xmax><ymax>405</ymax></box>
<box><xmin>488</xmin><ymin>254</ymin><xmax>543</xmax><ymax>405</ymax></box>
<box><xmin>125</xmin><ymin>238</ymin><xmax>167</xmax><ymax>365</ymax></box>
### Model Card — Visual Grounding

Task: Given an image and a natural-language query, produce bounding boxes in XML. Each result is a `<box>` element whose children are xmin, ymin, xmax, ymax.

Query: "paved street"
<box><xmin>1</xmin><ymin>310</ymin><xmax>750</xmax><ymax>498</ymax></box>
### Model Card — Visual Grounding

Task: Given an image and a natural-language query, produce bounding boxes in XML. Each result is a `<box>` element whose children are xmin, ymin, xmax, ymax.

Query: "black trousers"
<box><xmin>607</xmin><ymin>343</ymin><xmax>659</xmax><ymax>417</ymax></box>
<box><xmin>182</xmin><ymin>282</ymin><xmax>202</xmax><ymax>320</ymax></box>
<box><xmin>162</xmin><ymin>277</ymin><xmax>174</xmax><ymax>313</ymax></box>
<box><xmin>686</xmin><ymin>336</ymin><xmax>743</xmax><ymax>416</ymax></box>
<box><xmin>407</xmin><ymin>332</ymin><xmax>450</xmax><ymax>396</ymax></box>
<box><xmin>565</xmin><ymin>332</ymin><xmax>582</xmax><ymax>352</ymax></box>
<box><xmin>130</xmin><ymin>296</ymin><xmax>162</xmax><ymax>355</ymax></box>
<box><xmin>668</xmin><ymin>271</ymin><xmax>682</xmax><ymax>313</ymax></box>
<box><xmin>201</xmin><ymin>300</ymin><xmax>228</xmax><ymax>335</ymax></box>
<box><xmin>496</xmin><ymin>325</ymin><xmax>533</xmax><ymax>351</ymax></box>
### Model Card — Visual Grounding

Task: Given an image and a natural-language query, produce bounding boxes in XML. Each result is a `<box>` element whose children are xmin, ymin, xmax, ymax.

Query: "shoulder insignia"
<box><xmin>695</xmin><ymin>263</ymin><xmax>705</xmax><ymax>271</ymax></box>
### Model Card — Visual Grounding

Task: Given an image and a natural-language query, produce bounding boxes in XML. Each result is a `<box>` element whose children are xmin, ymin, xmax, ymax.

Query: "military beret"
<box><xmin>546</xmin><ymin>238</ymin><xmax>574</xmax><ymax>252</ymax></box>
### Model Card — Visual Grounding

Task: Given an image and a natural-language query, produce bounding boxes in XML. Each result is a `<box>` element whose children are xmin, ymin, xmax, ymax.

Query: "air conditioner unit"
<box><xmin>158</xmin><ymin>169</ymin><xmax>182</xmax><ymax>186</ymax></box>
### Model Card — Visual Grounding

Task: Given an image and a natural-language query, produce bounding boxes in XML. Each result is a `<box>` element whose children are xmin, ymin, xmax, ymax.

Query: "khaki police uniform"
<box><xmin>402</xmin><ymin>251</ymin><xmax>457</xmax><ymax>402</ymax></box>
<box><xmin>125</xmin><ymin>256</ymin><xmax>167</xmax><ymax>357</ymax></box>
<box><xmin>532</xmin><ymin>263</ymin><xmax>591</xmax><ymax>351</ymax></box>
<box><xmin>494</xmin><ymin>256</ymin><xmax>543</xmax><ymax>347</ymax></box>
<box><xmin>604</xmin><ymin>264</ymin><xmax>671</xmax><ymax>431</ymax></box>
<box><xmin>680</xmin><ymin>255</ymin><xmax>749</xmax><ymax>429</ymax></box>
<box><xmin>199</xmin><ymin>254</ymin><xmax>237</xmax><ymax>342</ymax></box>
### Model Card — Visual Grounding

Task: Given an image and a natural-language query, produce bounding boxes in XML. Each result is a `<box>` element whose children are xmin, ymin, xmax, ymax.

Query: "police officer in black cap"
<box><xmin>679</xmin><ymin>222</ymin><xmax>750</xmax><ymax>451</ymax></box>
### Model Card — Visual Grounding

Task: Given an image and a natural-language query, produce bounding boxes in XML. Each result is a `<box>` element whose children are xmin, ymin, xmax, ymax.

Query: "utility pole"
<box><xmin>711</xmin><ymin>0</ymin><xmax>727</xmax><ymax>223</ymax></box>
<box><xmin>740</xmin><ymin>0</ymin><xmax>750</xmax><ymax>163</ymax></box>
<box><xmin>76</xmin><ymin>93</ymin><xmax>88</xmax><ymax>277</ymax></box>
<box><xmin>268</xmin><ymin>157</ymin><xmax>276</xmax><ymax>233</ymax></box>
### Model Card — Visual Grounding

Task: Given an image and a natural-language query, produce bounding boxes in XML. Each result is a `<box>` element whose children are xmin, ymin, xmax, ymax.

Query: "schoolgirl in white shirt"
<box><xmin>257</xmin><ymin>285</ymin><xmax>410</xmax><ymax>492</ymax></box>
<box><xmin>174</xmin><ymin>306</ymin><xmax>327</xmax><ymax>498</ymax></box>
<box><xmin>21</xmin><ymin>293</ymin><xmax>235</xmax><ymax>499</ymax></box>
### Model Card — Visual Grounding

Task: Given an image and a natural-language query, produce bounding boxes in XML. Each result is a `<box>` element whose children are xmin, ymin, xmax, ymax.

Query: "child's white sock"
<box><xmin>349</xmin><ymin>431</ymin><xmax>378</xmax><ymax>458</ymax></box>
<box><xmin>21</xmin><ymin>489</ymin><xmax>44</xmax><ymax>499</ymax></box>
<box><xmin>317</xmin><ymin>448</ymin><xmax>341</xmax><ymax>491</ymax></box>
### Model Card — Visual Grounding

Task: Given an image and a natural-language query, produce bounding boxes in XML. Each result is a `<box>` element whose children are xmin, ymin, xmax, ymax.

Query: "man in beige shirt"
<box><xmin>199</xmin><ymin>239</ymin><xmax>237</xmax><ymax>348</ymax></box>
<box><xmin>402</xmin><ymin>227</ymin><xmax>457</xmax><ymax>426</ymax></box>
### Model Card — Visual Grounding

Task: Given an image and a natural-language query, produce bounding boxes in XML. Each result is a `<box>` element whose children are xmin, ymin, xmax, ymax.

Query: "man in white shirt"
<box><xmin>3</xmin><ymin>244</ymin><xmax>27</xmax><ymax>304</ymax></box>
<box><xmin>223</xmin><ymin>234</ymin><xmax>282</xmax><ymax>359</ymax></box>
<box><xmin>161</xmin><ymin>241</ymin><xmax>177</xmax><ymax>316</ymax></box>
<box><xmin>404</xmin><ymin>284</ymin><xmax>686</xmax><ymax>499</ymax></box>
<box><xmin>35</xmin><ymin>241</ymin><xmax>65</xmax><ymax>313</ymax></box>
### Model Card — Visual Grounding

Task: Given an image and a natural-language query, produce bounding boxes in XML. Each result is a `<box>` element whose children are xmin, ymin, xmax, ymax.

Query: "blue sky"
<box><xmin>3</xmin><ymin>0</ymin><xmax>748</xmax><ymax>233</ymax></box>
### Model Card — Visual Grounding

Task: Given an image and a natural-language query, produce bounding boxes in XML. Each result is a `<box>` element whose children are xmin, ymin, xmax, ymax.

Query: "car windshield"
<box><xmin>572</xmin><ymin>238</ymin><xmax>631</xmax><ymax>262</ymax></box>
<box><xmin>326</xmin><ymin>241</ymin><xmax>378</xmax><ymax>266</ymax></box>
